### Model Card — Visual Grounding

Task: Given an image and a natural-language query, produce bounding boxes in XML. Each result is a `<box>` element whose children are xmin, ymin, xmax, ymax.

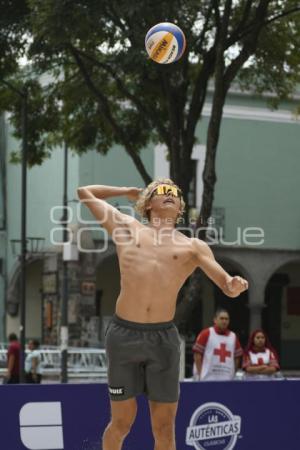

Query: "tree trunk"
<box><xmin>197</xmin><ymin>91</ymin><xmax>226</xmax><ymax>237</ymax></box>
<box><xmin>125</xmin><ymin>145</ymin><xmax>152</xmax><ymax>186</ymax></box>
<box><xmin>181</xmin><ymin>1</ymin><xmax>232</xmax><ymax>329</ymax></box>
<box><xmin>197</xmin><ymin>0</ymin><xmax>231</xmax><ymax>235</ymax></box>
<box><xmin>169</xmin><ymin>139</ymin><xmax>195</xmax><ymax>225</ymax></box>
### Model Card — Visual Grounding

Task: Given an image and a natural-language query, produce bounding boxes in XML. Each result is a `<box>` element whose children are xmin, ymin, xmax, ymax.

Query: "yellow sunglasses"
<box><xmin>151</xmin><ymin>184</ymin><xmax>182</xmax><ymax>198</ymax></box>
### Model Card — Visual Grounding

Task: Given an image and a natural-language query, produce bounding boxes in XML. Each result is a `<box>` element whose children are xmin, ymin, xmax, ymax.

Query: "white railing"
<box><xmin>0</xmin><ymin>345</ymin><xmax>107</xmax><ymax>379</ymax></box>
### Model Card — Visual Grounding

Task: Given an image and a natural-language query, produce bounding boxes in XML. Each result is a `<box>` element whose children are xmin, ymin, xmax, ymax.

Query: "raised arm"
<box><xmin>77</xmin><ymin>185</ymin><xmax>142</xmax><ymax>235</ymax></box>
<box><xmin>193</xmin><ymin>239</ymin><xmax>248</xmax><ymax>298</ymax></box>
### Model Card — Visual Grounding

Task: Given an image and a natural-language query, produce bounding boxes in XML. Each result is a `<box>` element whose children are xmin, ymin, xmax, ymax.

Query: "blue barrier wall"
<box><xmin>1</xmin><ymin>380</ymin><xmax>299</xmax><ymax>450</ymax></box>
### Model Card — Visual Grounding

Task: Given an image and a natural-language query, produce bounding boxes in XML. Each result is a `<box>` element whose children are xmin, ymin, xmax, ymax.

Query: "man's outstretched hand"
<box><xmin>226</xmin><ymin>276</ymin><xmax>249</xmax><ymax>297</ymax></box>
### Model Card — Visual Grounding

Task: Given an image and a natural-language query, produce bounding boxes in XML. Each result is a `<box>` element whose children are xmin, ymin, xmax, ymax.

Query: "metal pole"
<box><xmin>61</xmin><ymin>142</ymin><xmax>68</xmax><ymax>383</ymax></box>
<box><xmin>19</xmin><ymin>88</ymin><xmax>28</xmax><ymax>383</ymax></box>
<box><xmin>0</xmin><ymin>114</ymin><xmax>8</xmax><ymax>340</ymax></box>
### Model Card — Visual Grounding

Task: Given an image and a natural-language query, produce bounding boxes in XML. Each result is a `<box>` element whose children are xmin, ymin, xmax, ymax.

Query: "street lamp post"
<box><xmin>19</xmin><ymin>87</ymin><xmax>28</xmax><ymax>383</ymax></box>
<box><xmin>61</xmin><ymin>142</ymin><xmax>69</xmax><ymax>383</ymax></box>
<box><xmin>1</xmin><ymin>79</ymin><xmax>29</xmax><ymax>382</ymax></box>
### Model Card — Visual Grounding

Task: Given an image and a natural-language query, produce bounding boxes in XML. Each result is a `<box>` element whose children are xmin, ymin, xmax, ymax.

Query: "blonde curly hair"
<box><xmin>135</xmin><ymin>178</ymin><xmax>185</xmax><ymax>220</ymax></box>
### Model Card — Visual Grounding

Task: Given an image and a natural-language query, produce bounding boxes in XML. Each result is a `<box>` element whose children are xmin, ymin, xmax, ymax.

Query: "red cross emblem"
<box><xmin>213</xmin><ymin>343</ymin><xmax>232</xmax><ymax>363</ymax></box>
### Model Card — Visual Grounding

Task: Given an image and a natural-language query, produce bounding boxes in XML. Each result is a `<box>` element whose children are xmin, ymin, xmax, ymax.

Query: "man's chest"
<box><xmin>119</xmin><ymin>235</ymin><xmax>195</xmax><ymax>265</ymax></box>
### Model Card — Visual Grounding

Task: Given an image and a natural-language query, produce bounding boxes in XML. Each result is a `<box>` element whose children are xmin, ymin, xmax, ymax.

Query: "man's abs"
<box><xmin>115</xmin><ymin>276</ymin><xmax>178</xmax><ymax>322</ymax></box>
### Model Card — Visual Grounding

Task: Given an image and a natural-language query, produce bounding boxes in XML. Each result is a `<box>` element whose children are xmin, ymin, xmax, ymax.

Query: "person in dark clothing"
<box><xmin>6</xmin><ymin>333</ymin><xmax>21</xmax><ymax>384</ymax></box>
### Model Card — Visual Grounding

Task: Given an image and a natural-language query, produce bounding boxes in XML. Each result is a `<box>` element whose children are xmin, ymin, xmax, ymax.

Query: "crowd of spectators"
<box><xmin>4</xmin><ymin>334</ymin><xmax>41</xmax><ymax>384</ymax></box>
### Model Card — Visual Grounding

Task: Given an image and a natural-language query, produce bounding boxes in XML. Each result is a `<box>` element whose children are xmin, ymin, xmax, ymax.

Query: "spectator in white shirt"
<box><xmin>25</xmin><ymin>339</ymin><xmax>42</xmax><ymax>384</ymax></box>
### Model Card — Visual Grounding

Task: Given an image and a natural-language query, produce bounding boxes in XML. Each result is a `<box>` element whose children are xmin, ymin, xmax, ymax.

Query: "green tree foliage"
<box><xmin>1</xmin><ymin>0</ymin><xmax>300</xmax><ymax>227</ymax></box>
<box><xmin>0</xmin><ymin>0</ymin><xmax>29</xmax><ymax>77</ymax></box>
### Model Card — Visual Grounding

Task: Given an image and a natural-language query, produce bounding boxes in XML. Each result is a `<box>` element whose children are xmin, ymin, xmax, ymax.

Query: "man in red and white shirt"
<box><xmin>193</xmin><ymin>309</ymin><xmax>243</xmax><ymax>381</ymax></box>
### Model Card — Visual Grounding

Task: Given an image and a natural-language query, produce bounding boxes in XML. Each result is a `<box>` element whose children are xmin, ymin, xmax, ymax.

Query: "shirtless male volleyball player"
<box><xmin>77</xmin><ymin>178</ymin><xmax>248</xmax><ymax>450</ymax></box>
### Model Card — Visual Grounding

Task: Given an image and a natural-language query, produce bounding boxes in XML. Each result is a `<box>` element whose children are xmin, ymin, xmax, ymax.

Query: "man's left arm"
<box><xmin>193</xmin><ymin>239</ymin><xmax>248</xmax><ymax>297</ymax></box>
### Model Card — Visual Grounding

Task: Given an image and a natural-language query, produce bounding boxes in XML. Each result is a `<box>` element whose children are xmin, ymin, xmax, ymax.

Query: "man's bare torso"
<box><xmin>77</xmin><ymin>184</ymin><xmax>248</xmax><ymax>325</ymax></box>
<box><xmin>115</xmin><ymin>221</ymin><xmax>198</xmax><ymax>323</ymax></box>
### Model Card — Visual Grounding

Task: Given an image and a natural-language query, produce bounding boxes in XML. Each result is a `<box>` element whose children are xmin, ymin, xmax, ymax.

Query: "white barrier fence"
<box><xmin>0</xmin><ymin>344</ymin><xmax>107</xmax><ymax>379</ymax></box>
<box><xmin>0</xmin><ymin>336</ymin><xmax>186</xmax><ymax>381</ymax></box>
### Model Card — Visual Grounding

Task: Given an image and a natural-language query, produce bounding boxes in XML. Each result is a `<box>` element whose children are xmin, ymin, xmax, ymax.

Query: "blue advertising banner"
<box><xmin>0</xmin><ymin>380</ymin><xmax>299</xmax><ymax>450</ymax></box>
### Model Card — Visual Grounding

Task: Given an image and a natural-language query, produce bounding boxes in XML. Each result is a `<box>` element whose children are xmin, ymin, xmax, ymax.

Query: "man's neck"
<box><xmin>149</xmin><ymin>215</ymin><xmax>176</xmax><ymax>231</ymax></box>
<box><xmin>214</xmin><ymin>325</ymin><xmax>229</xmax><ymax>335</ymax></box>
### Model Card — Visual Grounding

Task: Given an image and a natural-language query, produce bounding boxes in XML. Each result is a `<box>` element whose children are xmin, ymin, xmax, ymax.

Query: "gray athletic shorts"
<box><xmin>105</xmin><ymin>314</ymin><xmax>181</xmax><ymax>402</ymax></box>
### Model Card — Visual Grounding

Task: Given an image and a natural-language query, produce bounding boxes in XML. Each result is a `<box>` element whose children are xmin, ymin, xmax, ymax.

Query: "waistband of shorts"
<box><xmin>112</xmin><ymin>314</ymin><xmax>175</xmax><ymax>331</ymax></box>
